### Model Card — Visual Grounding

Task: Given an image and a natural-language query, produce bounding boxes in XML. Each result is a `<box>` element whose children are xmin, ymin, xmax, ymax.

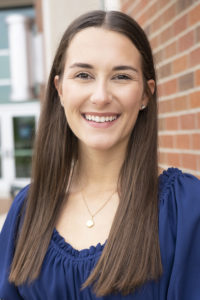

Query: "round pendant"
<box><xmin>86</xmin><ymin>219</ymin><xmax>94</xmax><ymax>228</ymax></box>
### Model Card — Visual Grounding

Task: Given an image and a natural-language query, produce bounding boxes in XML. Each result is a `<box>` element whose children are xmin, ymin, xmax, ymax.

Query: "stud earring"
<box><xmin>140</xmin><ymin>104</ymin><xmax>146</xmax><ymax>110</ymax></box>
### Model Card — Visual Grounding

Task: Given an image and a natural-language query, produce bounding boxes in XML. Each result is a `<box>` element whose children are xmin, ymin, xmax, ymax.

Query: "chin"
<box><xmin>85</xmin><ymin>140</ymin><xmax>117</xmax><ymax>151</ymax></box>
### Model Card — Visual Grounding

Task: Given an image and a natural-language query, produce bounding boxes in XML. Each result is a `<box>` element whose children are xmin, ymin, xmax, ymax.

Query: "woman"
<box><xmin>0</xmin><ymin>10</ymin><xmax>200</xmax><ymax>300</ymax></box>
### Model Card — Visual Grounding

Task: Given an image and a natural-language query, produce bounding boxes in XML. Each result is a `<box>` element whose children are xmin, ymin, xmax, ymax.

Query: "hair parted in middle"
<box><xmin>9</xmin><ymin>10</ymin><xmax>162</xmax><ymax>297</ymax></box>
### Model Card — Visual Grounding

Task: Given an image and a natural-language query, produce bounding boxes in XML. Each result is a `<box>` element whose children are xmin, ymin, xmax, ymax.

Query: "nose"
<box><xmin>90</xmin><ymin>80</ymin><xmax>112</xmax><ymax>105</ymax></box>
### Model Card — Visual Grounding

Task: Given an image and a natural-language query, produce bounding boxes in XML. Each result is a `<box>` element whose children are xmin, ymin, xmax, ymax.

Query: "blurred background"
<box><xmin>0</xmin><ymin>0</ymin><xmax>200</xmax><ymax>229</ymax></box>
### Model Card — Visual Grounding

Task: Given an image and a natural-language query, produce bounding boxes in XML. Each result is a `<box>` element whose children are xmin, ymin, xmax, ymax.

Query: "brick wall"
<box><xmin>121</xmin><ymin>0</ymin><xmax>200</xmax><ymax>177</ymax></box>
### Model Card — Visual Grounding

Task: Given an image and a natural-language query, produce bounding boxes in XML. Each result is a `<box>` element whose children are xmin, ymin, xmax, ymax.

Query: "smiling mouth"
<box><xmin>82</xmin><ymin>114</ymin><xmax>120</xmax><ymax>123</ymax></box>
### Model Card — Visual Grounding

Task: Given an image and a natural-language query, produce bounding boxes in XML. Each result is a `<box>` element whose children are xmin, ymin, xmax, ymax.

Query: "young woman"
<box><xmin>0</xmin><ymin>10</ymin><xmax>200</xmax><ymax>300</ymax></box>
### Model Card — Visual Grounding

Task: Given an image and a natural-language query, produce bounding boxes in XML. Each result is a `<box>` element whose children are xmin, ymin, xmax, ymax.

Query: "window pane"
<box><xmin>13</xmin><ymin>116</ymin><xmax>35</xmax><ymax>178</ymax></box>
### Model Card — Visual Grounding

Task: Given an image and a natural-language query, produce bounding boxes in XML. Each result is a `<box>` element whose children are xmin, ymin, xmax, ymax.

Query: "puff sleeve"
<box><xmin>0</xmin><ymin>185</ymin><xmax>29</xmax><ymax>300</ymax></box>
<box><xmin>159</xmin><ymin>169</ymin><xmax>200</xmax><ymax>300</ymax></box>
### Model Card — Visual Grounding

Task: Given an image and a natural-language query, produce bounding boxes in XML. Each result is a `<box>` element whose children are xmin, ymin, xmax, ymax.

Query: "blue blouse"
<box><xmin>1</xmin><ymin>168</ymin><xmax>200</xmax><ymax>299</ymax></box>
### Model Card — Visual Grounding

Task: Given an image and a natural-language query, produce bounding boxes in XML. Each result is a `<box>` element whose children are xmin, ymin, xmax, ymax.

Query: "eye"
<box><xmin>75</xmin><ymin>72</ymin><xmax>93</xmax><ymax>80</ymax></box>
<box><xmin>112</xmin><ymin>74</ymin><xmax>132</xmax><ymax>80</ymax></box>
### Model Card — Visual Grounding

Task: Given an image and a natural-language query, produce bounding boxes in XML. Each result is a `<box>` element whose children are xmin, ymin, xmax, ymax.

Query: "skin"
<box><xmin>54</xmin><ymin>27</ymin><xmax>155</xmax><ymax>249</ymax></box>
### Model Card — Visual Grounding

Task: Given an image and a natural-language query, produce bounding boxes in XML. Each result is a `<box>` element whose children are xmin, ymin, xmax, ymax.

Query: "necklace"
<box><xmin>81</xmin><ymin>190</ymin><xmax>116</xmax><ymax>228</ymax></box>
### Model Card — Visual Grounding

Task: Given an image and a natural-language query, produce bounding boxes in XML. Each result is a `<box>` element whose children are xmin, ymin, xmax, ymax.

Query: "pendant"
<box><xmin>86</xmin><ymin>219</ymin><xmax>94</xmax><ymax>228</ymax></box>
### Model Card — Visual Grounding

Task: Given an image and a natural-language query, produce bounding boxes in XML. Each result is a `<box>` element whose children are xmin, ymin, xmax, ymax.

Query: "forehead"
<box><xmin>65</xmin><ymin>27</ymin><xmax>141</xmax><ymax>68</ymax></box>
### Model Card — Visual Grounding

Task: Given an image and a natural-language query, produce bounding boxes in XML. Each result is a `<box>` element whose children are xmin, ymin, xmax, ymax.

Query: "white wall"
<box><xmin>42</xmin><ymin>0</ymin><xmax>102</xmax><ymax>79</ymax></box>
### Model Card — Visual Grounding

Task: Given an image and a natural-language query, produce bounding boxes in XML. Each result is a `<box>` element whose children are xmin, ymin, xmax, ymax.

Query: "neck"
<box><xmin>72</xmin><ymin>143</ymin><xmax>127</xmax><ymax>194</ymax></box>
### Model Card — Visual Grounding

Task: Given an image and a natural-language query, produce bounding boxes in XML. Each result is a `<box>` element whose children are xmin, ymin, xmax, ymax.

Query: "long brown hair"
<box><xmin>9</xmin><ymin>10</ymin><xmax>162</xmax><ymax>296</ymax></box>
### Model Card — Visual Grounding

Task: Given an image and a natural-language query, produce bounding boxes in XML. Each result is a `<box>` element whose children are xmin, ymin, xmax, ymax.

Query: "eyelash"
<box><xmin>112</xmin><ymin>74</ymin><xmax>132</xmax><ymax>80</ymax></box>
<box><xmin>75</xmin><ymin>72</ymin><xmax>93</xmax><ymax>80</ymax></box>
<box><xmin>75</xmin><ymin>72</ymin><xmax>132</xmax><ymax>81</ymax></box>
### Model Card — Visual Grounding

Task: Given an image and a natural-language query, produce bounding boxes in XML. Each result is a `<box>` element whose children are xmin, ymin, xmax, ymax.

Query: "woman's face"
<box><xmin>55</xmin><ymin>27</ymin><xmax>154</xmax><ymax>152</ymax></box>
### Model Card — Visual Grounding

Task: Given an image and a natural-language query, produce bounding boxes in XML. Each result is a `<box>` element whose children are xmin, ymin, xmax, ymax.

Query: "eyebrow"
<box><xmin>69</xmin><ymin>63</ymin><xmax>139</xmax><ymax>73</ymax></box>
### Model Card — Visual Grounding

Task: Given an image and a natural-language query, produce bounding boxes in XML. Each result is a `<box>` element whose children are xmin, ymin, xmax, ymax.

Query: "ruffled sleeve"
<box><xmin>0</xmin><ymin>185</ymin><xmax>29</xmax><ymax>300</ymax></box>
<box><xmin>159</xmin><ymin>168</ymin><xmax>200</xmax><ymax>300</ymax></box>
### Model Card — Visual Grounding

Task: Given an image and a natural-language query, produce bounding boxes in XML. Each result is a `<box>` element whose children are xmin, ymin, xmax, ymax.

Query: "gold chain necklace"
<box><xmin>81</xmin><ymin>190</ymin><xmax>116</xmax><ymax>228</ymax></box>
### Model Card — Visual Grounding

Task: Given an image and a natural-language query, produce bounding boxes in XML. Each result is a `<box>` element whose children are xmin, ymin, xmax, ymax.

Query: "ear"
<box><xmin>141</xmin><ymin>79</ymin><xmax>155</xmax><ymax>109</ymax></box>
<box><xmin>54</xmin><ymin>75</ymin><xmax>64</xmax><ymax>106</ymax></box>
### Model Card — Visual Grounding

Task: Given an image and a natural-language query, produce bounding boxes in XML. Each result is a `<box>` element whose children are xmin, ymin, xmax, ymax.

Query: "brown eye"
<box><xmin>113</xmin><ymin>74</ymin><xmax>131</xmax><ymax>80</ymax></box>
<box><xmin>75</xmin><ymin>72</ymin><xmax>92</xmax><ymax>79</ymax></box>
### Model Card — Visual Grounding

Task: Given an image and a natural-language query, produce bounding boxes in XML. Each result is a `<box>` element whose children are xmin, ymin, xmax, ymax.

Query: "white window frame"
<box><xmin>0</xmin><ymin>101</ymin><xmax>40</xmax><ymax>198</ymax></box>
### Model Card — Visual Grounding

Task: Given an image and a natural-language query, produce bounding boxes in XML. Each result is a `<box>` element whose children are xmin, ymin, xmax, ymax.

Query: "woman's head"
<box><xmin>49</xmin><ymin>10</ymin><xmax>157</xmax><ymax>154</ymax></box>
<box><xmin>53</xmin><ymin>10</ymin><xmax>156</xmax><ymax>89</ymax></box>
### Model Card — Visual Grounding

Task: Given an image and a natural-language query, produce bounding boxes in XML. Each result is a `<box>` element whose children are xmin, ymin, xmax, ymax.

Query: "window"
<box><xmin>13</xmin><ymin>116</ymin><xmax>35</xmax><ymax>178</ymax></box>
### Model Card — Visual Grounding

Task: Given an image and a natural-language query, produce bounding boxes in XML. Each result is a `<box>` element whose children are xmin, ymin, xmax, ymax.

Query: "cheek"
<box><xmin>119</xmin><ymin>86</ymin><xmax>143</xmax><ymax>111</ymax></box>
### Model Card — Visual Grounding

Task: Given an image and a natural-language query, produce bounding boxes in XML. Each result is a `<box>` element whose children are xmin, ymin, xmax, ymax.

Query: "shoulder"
<box><xmin>158</xmin><ymin>169</ymin><xmax>200</xmax><ymax>298</ymax></box>
<box><xmin>159</xmin><ymin>167</ymin><xmax>200</xmax><ymax>205</ymax></box>
<box><xmin>1</xmin><ymin>185</ymin><xmax>30</xmax><ymax>234</ymax></box>
<box><xmin>158</xmin><ymin>167</ymin><xmax>200</xmax><ymax>246</ymax></box>
<box><xmin>0</xmin><ymin>185</ymin><xmax>30</xmax><ymax>299</ymax></box>
<box><xmin>158</xmin><ymin>168</ymin><xmax>200</xmax><ymax>243</ymax></box>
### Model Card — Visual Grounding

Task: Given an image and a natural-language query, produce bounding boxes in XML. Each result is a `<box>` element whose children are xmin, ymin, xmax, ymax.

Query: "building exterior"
<box><xmin>0</xmin><ymin>1</ymin><xmax>40</xmax><ymax>200</ymax></box>
<box><xmin>121</xmin><ymin>0</ymin><xmax>200</xmax><ymax>177</ymax></box>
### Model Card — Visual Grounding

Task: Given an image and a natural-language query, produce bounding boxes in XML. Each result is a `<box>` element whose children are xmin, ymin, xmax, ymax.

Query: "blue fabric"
<box><xmin>1</xmin><ymin>168</ymin><xmax>200</xmax><ymax>299</ymax></box>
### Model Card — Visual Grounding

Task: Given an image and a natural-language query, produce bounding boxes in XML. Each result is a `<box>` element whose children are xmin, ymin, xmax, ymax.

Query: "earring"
<box><xmin>140</xmin><ymin>104</ymin><xmax>146</xmax><ymax>110</ymax></box>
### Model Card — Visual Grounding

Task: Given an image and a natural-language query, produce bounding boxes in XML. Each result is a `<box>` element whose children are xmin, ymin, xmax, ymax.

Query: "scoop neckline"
<box><xmin>51</xmin><ymin>228</ymin><xmax>106</xmax><ymax>259</ymax></box>
<box><xmin>51</xmin><ymin>168</ymin><xmax>181</xmax><ymax>259</ymax></box>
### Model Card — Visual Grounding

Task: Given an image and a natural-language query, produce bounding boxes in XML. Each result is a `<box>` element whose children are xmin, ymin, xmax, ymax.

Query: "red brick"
<box><xmin>152</xmin><ymin>17</ymin><xmax>163</xmax><ymax>33</ymax></box>
<box><xmin>197</xmin><ymin>112</ymin><xmax>200</xmax><ymax>129</ymax></box>
<box><xmin>180</xmin><ymin>114</ymin><xmax>196</xmax><ymax>130</ymax></box>
<box><xmin>129</xmin><ymin>0</ymin><xmax>149</xmax><ymax>16</ymax></box>
<box><xmin>159</xmin><ymin>0</ymin><xmax>170</xmax><ymax>10</ymax></box>
<box><xmin>160</xmin><ymin>26</ymin><xmax>173</xmax><ymax>44</ymax></box>
<box><xmin>192</xmin><ymin>133</ymin><xmax>200</xmax><ymax>150</ymax></box>
<box><xmin>196</xmin><ymin>26</ymin><xmax>200</xmax><ymax>43</ymax></box>
<box><xmin>165</xmin><ymin>116</ymin><xmax>179</xmax><ymax>130</ymax></box>
<box><xmin>137</xmin><ymin>14</ymin><xmax>147</xmax><ymax>26</ymax></box>
<box><xmin>162</xmin><ymin>4</ymin><xmax>176</xmax><ymax>24</ymax></box>
<box><xmin>178</xmin><ymin>72</ymin><xmax>194</xmax><ymax>91</ymax></box>
<box><xmin>189</xmin><ymin>91</ymin><xmax>200</xmax><ymax>109</ymax></box>
<box><xmin>154</xmin><ymin>49</ymin><xmax>164</xmax><ymax>64</ymax></box>
<box><xmin>162</xmin><ymin>79</ymin><xmax>177</xmax><ymax>96</ymax></box>
<box><xmin>175</xmin><ymin>134</ymin><xmax>191</xmax><ymax>149</ymax></box>
<box><xmin>158</xmin><ymin>100</ymin><xmax>173</xmax><ymax>114</ymax></box>
<box><xmin>121</xmin><ymin>0</ymin><xmax>135</xmax><ymax>13</ymax></box>
<box><xmin>164</xmin><ymin>41</ymin><xmax>177</xmax><ymax>59</ymax></box>
<box><xmin>158</xmin><ymin>63</ymin><xmax>172</xmax><ymax>79</ymax></box>
<box><xmin>160</xmin><ymin>135</ymin><xmax>174</xmax><ymax>148</ymax></box>
<box><xmin>148</xmin><ymin>2</ymin><xmax>159</xmax><ymax>21</ymax></box>
<box><xmin>173</xmin><ymin>55</ymin><xmax>188</xmax><ymax>74</ymax></box>
<box><xmin>181</xmin><ymin>153</ymin><xmax>197</xmax><ymax>170</ymax></box>
<box><xmin>189</xmin><ymin>47</ymin><xmax>200</xmax><ymax>67</ymax></box>
<box><xmin>189</xmin><ymin>3</ymin><xmax>200</xmax><ymax>26</ymax></box>
<box><xmin>195</xmin><ymin>69</ymin><xmax>200</xmax><ymax>86</ymax></box>
<box><xmin>157</xmin><ymin>83</ymin><xmax>164</xmax><ymax>98</ymax></box>
<box><xmin>178</xmin><ymin>31</ymin><xmax>194</xmax><ymax>52</ymax></box>
<box><xmin>176</xmin><ymin>0</ymin><xmax>194</xmax><ymax>14</ymax></box>
<box><xmin>139</xmin><ymin>1</ymin><xmax>158</xmax><ymax>24</ymax></box>
<box><xmin>158</xmin><ymin>151</ymin><xmax>167</xmax><ymax>165</ymax></box>
<box><xmin>173</xmin><ymin>95</ymin><xmax>188</xmax><ymax>111</ymax></box>
<box><xmin>158</xmin><ymin>117</ymin><xmax>166</xmax><ymax>131</ymax></box>
<box><xmin>150</xmin><ymin>35</ymin><xmax>159</xmax><ymax>49</ymax></box>
<box><xmin>167</xmin><ymin>153</ymin><xmax>181</xmax><ymax>167</ymax></box>
<box><xmin>173</xmin><ymin>14</ymin><xmax>188</xmax><ymax>36</ymax></box>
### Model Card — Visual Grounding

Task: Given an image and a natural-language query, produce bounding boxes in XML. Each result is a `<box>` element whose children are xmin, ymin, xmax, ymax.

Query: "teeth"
<box><xmin>85</xmin><ymin>114</ymin><xmax>118</xmax><ymax>123</ymax></box>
